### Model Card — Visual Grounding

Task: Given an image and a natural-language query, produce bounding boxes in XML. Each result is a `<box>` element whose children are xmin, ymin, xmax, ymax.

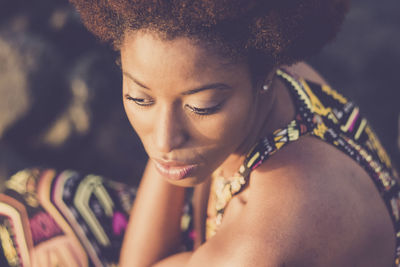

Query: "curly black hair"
<box><xmin>69</xmin><ymin>0</ymin><xmax>350</xmax><ymax>82</ymax></box>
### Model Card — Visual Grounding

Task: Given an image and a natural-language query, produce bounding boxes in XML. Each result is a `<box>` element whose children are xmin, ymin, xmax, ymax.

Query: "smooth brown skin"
<box><xmin>119</xmin><ymin>31</ymin><xmax>396</xmax><ymax>267</ymax></box>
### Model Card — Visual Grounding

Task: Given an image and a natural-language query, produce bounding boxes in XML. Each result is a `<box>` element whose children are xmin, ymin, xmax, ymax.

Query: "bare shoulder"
<box><xmin>247</xmin><ymin>135</ymin><xmax>396</xmax><ymax>266</ymax></box>
<box><xmin>286</xmin><ymin>61</ymin><xmax>330</xmax><ymax>86</ymax></box>
<box><xmin>186</xmin><ymin>136</ymin><xmax>395</xmax><ymax>266</ymax></box>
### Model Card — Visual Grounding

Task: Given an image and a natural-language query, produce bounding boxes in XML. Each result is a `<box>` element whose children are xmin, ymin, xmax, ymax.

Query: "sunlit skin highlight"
<box><xmin>121</xmin><ymin>30</ymin><xmax>277</xmax><ymax>186</ymax></box>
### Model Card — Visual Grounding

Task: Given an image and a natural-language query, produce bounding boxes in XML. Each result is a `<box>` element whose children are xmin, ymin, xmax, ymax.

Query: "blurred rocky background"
<box><xmin>0</xmin><ymin>0</ymin><xmax>147</xmax><ymax>189</ymax></box>
<box><xmin>0</xmin><ymin>0</ymin><xmax>399</xmax><ymax>189</ymax></box>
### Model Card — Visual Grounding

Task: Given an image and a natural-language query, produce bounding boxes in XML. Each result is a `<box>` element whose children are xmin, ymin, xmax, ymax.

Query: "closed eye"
<box><xmin>185</xmin><ymin>102</ymin><xmax>224</xmax><ymax>116</ymax></box>
<box><xmin>124</xmin><ymin>94</ymin><xmax>154</xmax><ymax>106</ymax></box>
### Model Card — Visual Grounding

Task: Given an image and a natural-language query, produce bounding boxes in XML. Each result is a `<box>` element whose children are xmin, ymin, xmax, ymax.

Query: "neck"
<box><xmin>218</xmin><ymin>69</ymin><xmax>296</xmax><ymax>177</ymax></box>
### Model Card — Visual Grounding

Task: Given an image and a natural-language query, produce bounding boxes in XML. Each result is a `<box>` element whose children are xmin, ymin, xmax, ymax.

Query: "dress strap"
<box><xmin>239</xmin><ymin>69</ymin><xmax>318</xmax><ymax>178</ymax></box>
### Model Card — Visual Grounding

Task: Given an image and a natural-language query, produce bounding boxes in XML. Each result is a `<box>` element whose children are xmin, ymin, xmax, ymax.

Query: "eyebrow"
<box><xmin>122</xmin><ymin>71</ymin><xmax>232</xmax><ymax>95</ymax></box>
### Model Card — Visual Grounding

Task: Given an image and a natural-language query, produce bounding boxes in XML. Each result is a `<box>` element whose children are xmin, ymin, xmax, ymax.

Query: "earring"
<box><xmin>261</xmin><ymin>73</ymin><xmax>275</xmax><ymax>92</ymax></box>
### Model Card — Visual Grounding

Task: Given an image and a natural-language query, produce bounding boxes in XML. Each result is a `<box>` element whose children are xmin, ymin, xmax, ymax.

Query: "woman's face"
<box><xmin>121</xmin><ymin>31</ymin><xmax>258</xmax><ymax>186</ymax></box>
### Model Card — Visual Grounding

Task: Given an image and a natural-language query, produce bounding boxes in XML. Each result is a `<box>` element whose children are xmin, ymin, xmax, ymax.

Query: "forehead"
<box><xmin>120</xmin><ymin>31</ymin><xmax>246</xmax><ymax>85</ymax></box>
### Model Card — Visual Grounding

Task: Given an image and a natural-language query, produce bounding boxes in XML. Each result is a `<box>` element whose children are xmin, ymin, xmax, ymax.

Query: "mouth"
<box><xmin>152</xmin><ymin>158</ymin><xmax>198</xmax><ymax>180</ymax></box>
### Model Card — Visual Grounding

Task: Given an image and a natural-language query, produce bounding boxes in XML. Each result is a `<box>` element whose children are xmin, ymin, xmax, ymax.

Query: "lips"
<box><xmin>152</xmin><ymin>159</ymin><xmax>198</xmax><ymax>180</ymax></box>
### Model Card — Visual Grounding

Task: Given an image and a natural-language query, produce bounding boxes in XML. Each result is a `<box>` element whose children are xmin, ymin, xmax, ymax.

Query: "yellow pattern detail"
<box><xmin>365</xmin><ymin>126</ymin><xmax>393</xmax><ymax>169</ymax></box>
<box><xmin>301</xmin><ymin>80</ymin><xmax>332</xmax><ymax>117</ymax></box>
<box><xmin>288</xmin><ymin>121</ymin><xmax>300</xmax><ymax>141</ymax></box>
<box><xmin>340</xmin><ymin>107</ymin><xmax>359</xmax><ymax>132</ymax></box>
<box><xmin>273</xmin><ymin>128</ymin><xmax>287</xmax><ymax>136</ymax></box>
<box><xmin>321</xmin><ymin>85</ymin><xmax>348</xmax><ymax>104</ymax></box>
<box><xmin>0</xmin><ymin>224</ymin><xmax>19</xmax><ymax>267</ymax></box>
<box><xmin>74</xmin><ymin>175</ymin><xmax>114</xmax><ymax>246</ymax></box>
<box><xmin>274</xmin><ymin>135</ymin><xmax>284</xmax><ymax>142</ymax></box>
<box><xmin>5</xmin><ymin>169</ymin><xmax>39</xmax><ymax>207</ymax></box>
<box><xmin>275</xmin><ymin>141</ymin><xmax>285</xmax><ymax>150</ymax></box>
<box><xmin>355</xmin><ymin>118</ymin><xmax>367</xmax><ymax>140</ymax></box>
<box><xmin>247</xmin><ymin>152</ymin><xmax>260</xmax><ymax>169</ymax></box>
<box><xmin>5</xmin><ymin>171</ymin><xmax>30</xmax><ymax>195</ymax></box>
<box><xmin>0</xmin><ymin>203</ymin><xmax>31</xmax><ymax>266</ymax></box>
<box><xmin>181</xmin><ymin>214</ymin><xmax>191</xmax><ymax>231</ymax></box>
<box><xmin>327</xmin><ymin>112</ymin><xmax>339</xmax><ymax>124</ymax></box>
<box><xmin>313</xmin><ymin>123</ymin><xmax>328</xmax><ymax>139</ymax></box>
<box><xmin>348</xmin><ymin>137</ymin><xmax>395</xmax><ymax>189</ymax></box>
<box><xmin>277</xmin><ymin>70</ymin><xmax>313</xmax><ymax>112</ymax></box>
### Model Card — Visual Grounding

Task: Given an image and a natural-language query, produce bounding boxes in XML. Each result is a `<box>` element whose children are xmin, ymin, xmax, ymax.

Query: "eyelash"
<box><xmin>184</xmin><ymin>103</ymin><xmax>223</xmax><ymax>116</ymax></box>
<box><xmin>125</xmin><ymin>95</ymin><xmax>223</xmax><ymax>116</ymax></box>
<box><xmin>125</xmin><ymin>95</ymin><xmax>154</xmax><ymax>107</ymax></box>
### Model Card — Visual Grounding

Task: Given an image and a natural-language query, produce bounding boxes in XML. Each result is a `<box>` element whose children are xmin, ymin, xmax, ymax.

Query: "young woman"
<box><xmin>0</xmin><ymin>1</ymin><xmax>398</xmax><ymax>266</ymax></box>
<box><xmin>68</xmin><ymin>0</ymin><xmax>399</xmax><ymax>266</ymax></box>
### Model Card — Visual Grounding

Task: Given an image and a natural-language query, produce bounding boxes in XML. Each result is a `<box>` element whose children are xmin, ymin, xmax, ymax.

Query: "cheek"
<box><xmin>220</xmin><ymin>103</ymin><xmax>253</xmax><ymax>142</ymax></box>
<box><xmin>123</xmin><ymin>102</ymin><xmax>153</xmax><ymax>147</ymax></box>
<box><xmin>191</xmin><ymin>94</ymin><xmax>254</xmax><ymax>146</ymax></box>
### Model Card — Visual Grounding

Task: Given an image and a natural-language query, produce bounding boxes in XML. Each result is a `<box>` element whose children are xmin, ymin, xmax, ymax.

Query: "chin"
<box><xmin>166</xmin><ymin>175</ymin><xmax>209</xmax><ymax>187</ymax></box>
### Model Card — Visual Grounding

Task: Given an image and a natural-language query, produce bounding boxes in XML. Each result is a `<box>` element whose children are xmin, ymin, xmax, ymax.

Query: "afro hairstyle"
<box><xmin>69</xmin><ymin>0</ymin><xmax>350</xmax><ymax>81</ymax></box>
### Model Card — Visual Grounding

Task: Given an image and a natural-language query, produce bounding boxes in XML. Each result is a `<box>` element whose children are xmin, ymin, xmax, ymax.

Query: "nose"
<box><xmin>153</xmin><ymin>105</ymin><xmax>188</xmax><ymax>153</ymax></box>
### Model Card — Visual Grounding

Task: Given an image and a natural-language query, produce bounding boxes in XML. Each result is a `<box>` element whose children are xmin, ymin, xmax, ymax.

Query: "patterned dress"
<box><xmin>0</xmin><ymin>169</ymin><xmax>136</xmax><ymax>267</ymax></box>
<box><xmin>206</xmin><ymin>68</ymin><xmax>400</xmax><ymax>266</ymax></box>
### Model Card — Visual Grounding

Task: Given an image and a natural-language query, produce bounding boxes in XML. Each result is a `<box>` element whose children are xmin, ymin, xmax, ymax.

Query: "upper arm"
<box><xmin>184</xmin><ymin>194</ymin><xmax>311</xmax><ymax>266</ymax></box>
<box><xmin>182</xmin><ymin>162</ymin><xmax>324</xmax><ymax>266</ymax></box>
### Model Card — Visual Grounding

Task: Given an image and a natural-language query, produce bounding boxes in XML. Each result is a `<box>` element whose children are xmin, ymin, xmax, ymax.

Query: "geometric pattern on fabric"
<box><xmin>0</xmin><ymin>168</ymin><xmax>136</xmax><ymax>267</ymax></box>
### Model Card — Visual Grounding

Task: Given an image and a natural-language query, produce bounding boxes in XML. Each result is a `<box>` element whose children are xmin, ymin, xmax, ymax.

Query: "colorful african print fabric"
<box><xmin>0</xmin><ymin>168</ymin><xmax>195</xmax><ymax>267</ymax></box>
<box><xmin>206</xmin><ymin>68</ymin><xmax>400</xmax><ymax>266</ymax></box>
<box><xmin>0</xmin><ymin>168</ymin><xmax>136</xmax><ymax>267</ymax></box>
